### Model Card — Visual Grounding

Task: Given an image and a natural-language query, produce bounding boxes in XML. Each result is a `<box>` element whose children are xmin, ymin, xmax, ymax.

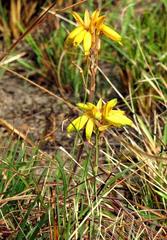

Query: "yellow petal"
<box><xmin>103</xmin><ymin>99</ymin><xmax>117</xmax><ymax>116</ymax></box>
<box><xmin>105</xmin><ymin>114</ymin><xmax>132</xmax><ymax>127</ymax></box>
<box><xmin>90</xmin><ymin>10</ymin><xmax>101</xmax><ymax>33</ymax></box>
<box><xmin>67</xmin><ymin>115</ymin><xmax>88</xmax><ymax>133</ymax></box>
<box><xmin>101</xmin><ymin>24</ymin><xmax>121</xmax><ymax>42</ymax></box>
<box><xmin>107</xmin><ymin>99</ymin><xmax>117</xmax><ymax>107</ymax></box>
<box><xmin>86</xmin><ymin>102</ymin><xmax>96</xmax><ymax>109</ymax></box>
<box><xmin>98</xmin><ymin>124</ymin><xmax>110</xmax><ymax>131</ymax></box>
<box><xmin>108</xmin><ymin>110</ymin><xmax>125</xmax><ymax>115</ymax></box>
<box><xmin>94</xmin><ymin>110</ymin><xmax>102</xmax><ymax>121</ymax></box>
<box><xmin>95</xmin><ymin>16</ymin><xmax>106</xmax><ymax>29</ymax></box>
<box><xmin>77</xmin><ymin>103</ymin><xmax>92</xmax><ymax>111</ymax></box>
<box><xmin>73</xmin><ymin>30</ymin><xmax>86</xmax><ymax>46</ymax></box>
<box><xmin>83</xmin><ymin>31</ymin><xmax>92</xmax><ymax>55</ymax></box>
<box><xmin>91</xmin><ymin>9</ymin><xmax>100</xmax><ymax>22</ymax></box>
<box><xmin>96</xmin><ymin>98</ymin><xmax>103</xmax><ymax>110</ymax></box>
<box><xmin>72</xmin><ymin>11</ymin><xmax>84</xmax><ymax>26</ymax></box>
<box><xmin>84</xmin><ymin>9</ymin><xmax>90</xmax><ymax>28</ymax></box>
<box><xmin>86</xmin><ymin>118</ymin><xmax>94</xmax><ymax>141</ymax></box>
<box><xmin>67</xmin><ymin>26</ymin><xmax>84</xmax><ymax>40</ymax></box>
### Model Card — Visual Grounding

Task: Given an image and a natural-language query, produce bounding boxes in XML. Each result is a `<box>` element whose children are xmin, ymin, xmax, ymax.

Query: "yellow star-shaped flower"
<box><xmin>67</xmin><ymin>98</ymin><xmax>132</xmax><ymax>141</ymax></box>
<box><xmin>65</xmin><ymin>9</ymin><xmax>122</xmax><ymax>55</ymax></box>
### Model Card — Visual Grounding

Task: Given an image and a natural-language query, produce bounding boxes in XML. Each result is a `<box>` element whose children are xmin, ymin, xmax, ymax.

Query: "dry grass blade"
<box><xmin>10</xmin><ymin>0</ymin><xmax>21</xmax><ymax>38</ymax></box>
<box><xmin>0</xmin><ymin>195</ymin><xmax>35</xmax><ymax>205</ymax></box>
<box><xmin>0</xmin><ymin>0</ymin><xmax>87</xmax><ymax>63</ymax></box>
<box><xmin>0</xmin><ymin>52</ymin><xmax>26</xmax><ymax>65</ymax></box>
<box><xmin>0</xmin><ymin>1</ymin><xmax>57</xmax><ymax>62</ymax></box>
<box><xmin>0</xmin><ymin>117</ymin><xmax>33</xmax><ymax>146</ymax></box>
<box><xmin>24</xmin><ymin>1</ymin><xmax>38</xmax><ymax>24</ymax></box>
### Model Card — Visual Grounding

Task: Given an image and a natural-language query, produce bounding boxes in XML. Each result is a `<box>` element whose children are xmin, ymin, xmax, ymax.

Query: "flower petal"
<box><xmin>95</xmin><ymin>16</ymin><xmax>106</xmax><ymax>29</ymax></box>
<box><xmin>73</xmin><ymin>30</ymin><xmax>86</xmax><ymax>46</ymax></box>
<box><xmin>98</xmin><ymin>124</ymin><xmax>110</xmax><ymax>131</ymax></box>
<box><xmin>103</xmin><ymin>98</ymin><xmax>117</xmax><ymax>116</ymax></box>
<box><xmin>77</xmin><ymin>103</ymin><xmax>93</xmax><ymax>111</ymax></box>
<box><xmin>72</xmin><ymin>12</ymin><xmax>84</xmax><ymax>26</ymax></box>
<box><xmin>90</xmin><ymin>10</ymin><xmax>101</xmax><ymax>33</ymax></box>
<box><xmin>86</xmin><ymin>118</ymin><xmax>94</xmax><ymax>141</ymax></box>
<box><xmin>96</xmin><ymin>98</ymin><xmax>103</xmax><ymax>110</ymax></box>
<box><xmin>107</xmin><ymin>99</ymin><xmax>118</xmax><ymax>107</ymax></box>
<box><xmin>84</xmin><ymin>9</ymin><xmax>90</xmax><ymax>28</ymax></box>
<box><xmin>101</xmin><ymin>24</ymin><xmax>121</xmax><ymax>42</ymax></box>
<box><xmin>93</xmin><ymin>110</ymin><xmax>101</xmax><ymax>121</ymax></box>
<box><xmin>67</xmin><ymin>115</ymin><xmax>88</xmax><ymax>133</ymax></box>
<box><xmin>105</xmin><ymin>114</ymin><xmax>132</xmax><ymax>127</ymax></box>
<box><xmin>108</xmin><ymin>110</ymin><xmax>125</xmax><ymax>115</ymax></box>
<box><xmin>86</xmin><ymin>102</ymin><xmax>96</xmax><ymax>109</ymax></box>
<box><xmin>67</xmin><ymin>26</ymin><xmax>84</xmax><ymax>40</ymax></box>
<box><xmin>91</xmin><ymin>9</ymin><xmax>100</xmax><ymax>22</ymax></box>
<box><xmin>83</xmin><ymin>31</ymin><xmax>92</xmax><ymax>55</ymax></box>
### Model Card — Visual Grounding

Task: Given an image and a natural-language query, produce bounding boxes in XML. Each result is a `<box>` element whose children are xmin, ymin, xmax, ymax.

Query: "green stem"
<box><xmin>69</xmin><ymin>131</ymin><xmax>85</xmax><ymax>184</ymax></box>
<box><xmin>94</xmin><ymin>130</ymin><xmax>100</xmax><ymax>176</ymax></box>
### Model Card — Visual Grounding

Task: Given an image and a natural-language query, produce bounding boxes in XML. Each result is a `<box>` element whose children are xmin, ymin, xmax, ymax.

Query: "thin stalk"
<box><xmin>88</xmin><ymin>131</ymin><xmax>100</xmax><ymax>238</ymax></box>
<box><xmin>94</xmin><ymin>130</ymin><xmax>100</xmax><ymax>176</ymax></box>
<box><xmin>88</xmin><ymin>54</ymin><xmax>97</xmax><ymax>102</ymax></box>
<box><xmin>69</xmin><ymin>131</ymin><xmax>85</xmax><ymax>184</ymax></box>
<box><xmin>88</xmin><ymin>35</ymin><xmax>99</xmax><ymax>102</ymax></box>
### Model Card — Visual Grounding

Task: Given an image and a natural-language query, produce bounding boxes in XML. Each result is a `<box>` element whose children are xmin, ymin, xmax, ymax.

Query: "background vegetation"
<box><xmin>0</xmin><ymin>0</ymin><xmax>166</xmax><ymax>239</ymax></box>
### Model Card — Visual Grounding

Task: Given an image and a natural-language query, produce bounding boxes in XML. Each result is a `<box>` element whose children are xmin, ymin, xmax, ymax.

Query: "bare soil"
<box><xmin>0</xmin><ymin>73</ymin><xmax>71</xmax><ymax>152</ymax></box>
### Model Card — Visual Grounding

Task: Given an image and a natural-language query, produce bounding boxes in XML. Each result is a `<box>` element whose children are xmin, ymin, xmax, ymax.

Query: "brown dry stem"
<box><xmin>88</xmin><ymin>36</ymin><xmax>99</xmax><ymax>102</ymax></box>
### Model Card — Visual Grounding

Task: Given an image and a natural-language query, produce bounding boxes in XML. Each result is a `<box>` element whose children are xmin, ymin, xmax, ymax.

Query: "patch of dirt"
<box><xmin>0</xmin><ymin>74</ymin><xmax>73</xmax><ymax>152</ymax></box>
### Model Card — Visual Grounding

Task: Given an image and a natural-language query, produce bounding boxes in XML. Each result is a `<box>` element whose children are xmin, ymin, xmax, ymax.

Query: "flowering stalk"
<box><xmin>65</xmin><ymin>9</ymin><xmax>122</xmax><ymax>101</ymax></box>
<box><xmin>88</xmin><ymin>33</ymin><xmax>98</xmax><ymax>102</ymax></box>
<box><xmin>65</xmin><ymin>10</ymin><xmax>128</xmax><ymax>179</ymax></box>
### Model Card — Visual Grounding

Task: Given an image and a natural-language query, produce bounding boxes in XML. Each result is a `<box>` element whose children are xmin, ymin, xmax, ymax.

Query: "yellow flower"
<box><xmin>102</xmin><ymin>99</ymin><xmax>132</xmax><ymax>128</ymax></box>
<box><xmin>65</xmin><ymin>9</ymin><xmax>122</xmax><ymax>55</ymax></box>
<box><xmin>67</xmin><ymin>99</ymin><xmax>132</xmax><ymax>141</ymax></box>
<box><xmin>67</xmin><ymin>99</ymin><xmax>102</xmax><ymax>141</ymax></box>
